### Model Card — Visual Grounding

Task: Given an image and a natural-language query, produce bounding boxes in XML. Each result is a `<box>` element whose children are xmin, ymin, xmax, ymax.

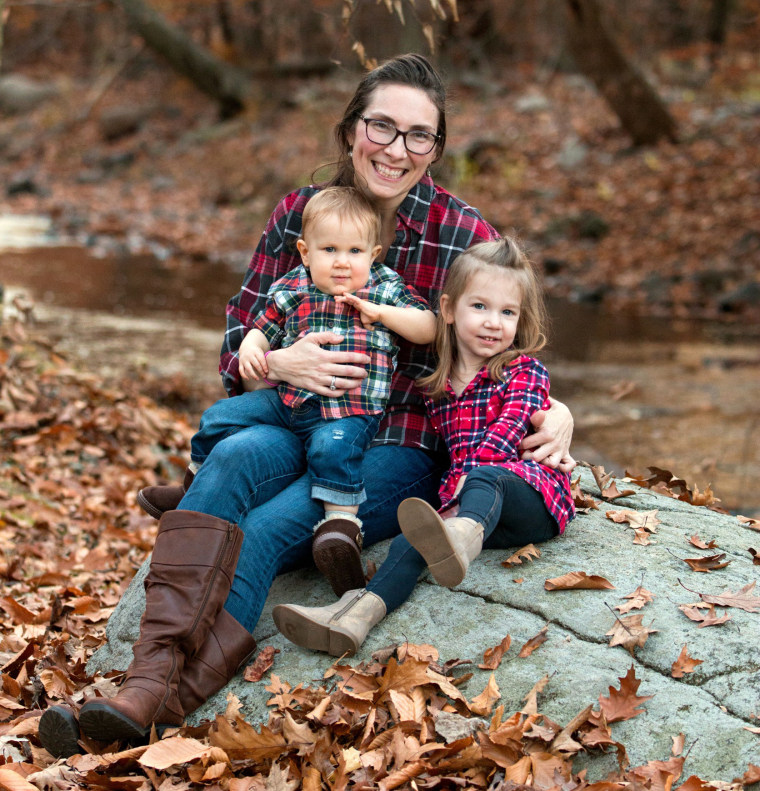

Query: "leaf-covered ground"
<box><xmin>2</xmin><ymin>314</ymin><xmax>759</xmax><ymax>789</ymax></box>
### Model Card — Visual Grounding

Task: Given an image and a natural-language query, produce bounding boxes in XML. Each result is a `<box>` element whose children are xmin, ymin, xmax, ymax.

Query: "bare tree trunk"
<box><xmin>113</xmin><ymin>0</ymin><xmax>250</xmax><ymax>118</ymax></box>
<box><xmin>0</xmin><ymin>0</ymin><xmax>5</xmax><ymax>71</ymax></box>
<box><xmin>564</xmin><ymin>0</ymin><xmax>678</xmax><ymax>146</ymax></box>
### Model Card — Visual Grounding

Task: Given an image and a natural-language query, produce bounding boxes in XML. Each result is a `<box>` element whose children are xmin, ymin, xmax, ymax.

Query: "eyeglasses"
<box><xmin>360</xmin><ymin>116</ymin><xmax>440</xmax><ymax>155</ymax></box>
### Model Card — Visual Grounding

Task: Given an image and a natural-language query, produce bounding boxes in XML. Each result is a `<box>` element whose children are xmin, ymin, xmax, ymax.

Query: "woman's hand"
<box><xmin>520</xmin><ymin>398</ymin><xmax>576</xmax><ymax>473</ymax></box>
<box><xmin>264</xmin><ymin>331</ymin><xmax>370</xmax><ymax>397</ymax></box>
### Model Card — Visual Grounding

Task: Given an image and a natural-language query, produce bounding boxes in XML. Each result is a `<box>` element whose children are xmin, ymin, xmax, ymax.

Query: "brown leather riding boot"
<box><xmin>137</xmin><ymin>466</ymin><xmax>195</xmax><ymax>520</ymax></box>
<box><xmin>178</xmin><ymin>608</ymin><xmax>257</xmax><ymax>716</ymax></box>
<box><xmin>37</xmin><ymin>611</ymin><xmax>255</xmax><ymax>758</ymax></box>
<box><xmin>78</xmin><ymin>510</ymin><xmax>243</xmax><ymax>743</ymax></box>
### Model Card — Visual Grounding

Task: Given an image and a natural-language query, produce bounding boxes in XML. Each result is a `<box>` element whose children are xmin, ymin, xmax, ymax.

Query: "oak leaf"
<box><xmin>678</xmin><ymin>603</ymin><xmax>732</xmax><ymax>628</ymax></box>
<box><xmin>682</xmin><ymin>552</ymin><xmax>731</xmax><ymax>572</ymax></box>
<box><xmin>749</xmin><ymin>548</ymin><xmax>759</xmax><ymax>565</ymax></box>
<box><xmin>597</xmin><ymin>665</ymin><xmax>653</xmax><ymax>723</ymax></box>
<box><xmin>688</xmin><ymin>534</ymin><xmax>718</xmax><ymax>550</ymax></box>
<box><xmin>243</xmin><ymin>646</ymin><xmax>279</xmax><ymax>682</ymax></box>
<box><xmin>698</xmin><ymin>581</ymin><xmax>760</xmax><ymax>612</ymax></box>
<box><xmin>501</xmin><ymin>543</ymin><xmax>540</xmax><ymax>567</ymax></box>
<box><xmin>582</xmin><ymin>462</ymin><xmax>636</xmax><ymax>500</ymax></box>
<box><xmin>545</xmin><ymin>571</ymin><xmax>614</xmax><ymax>591</ymax></box>
<box><xmin>521</xmin><ymin>673</ymin><xmax>549</xmax><ymax>715</ymax></box>
<box><xmin>469</xmin><ymin>673</ymin><xmax>501</xmax><ymax>716</ymax></box>
<box><xmin>615</xmin><ymin>586</ymin><xmax>654</xmax><ymax>614</ymax></box>
<box><xmin>518</xmin><ymin>625</ymin><xmax>548</xmax><ymax>657</ymax></box>
<box><xmin>478</xmin><ymin>635</ymin><xmax>511</xmax><ymax>670</ymax></box>
<box><xmin>571</xmin><ymin>476</ymin><xmax>599</xmax><ymax>511</ymax></box>
<box><xmin>670</xmin><ymin>645</ymin><xmax>703</xmax><ymax>678</ymax></box>
<box><xmin>738</xmin><ymin>515</ymin><xmax>760</xmax><ymax>531</ymax></box>
<box><xmin>740</xmin><ymin>766</ymin><xmax>760</xmax><ymax>786</ymax></box>
<box><xmin>629</xmin><ymin>756</ymin><xmax>685</xmax><ymax>791</ymax></box>
<box><xmin>606</xmin><ymin>508</ymin><xmax>660</xmax><ymax>533</ymax></box>
<box><xmin>606</xmin><ymin>613</ymin><xmax>657</xmax><ymax>654</ymax></box>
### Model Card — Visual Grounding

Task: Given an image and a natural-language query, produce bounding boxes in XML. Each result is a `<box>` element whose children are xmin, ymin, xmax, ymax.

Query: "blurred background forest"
<box><xmin>0</xmin><ymin>0</ymin><xmax>759</xmax><ymax>514</ymax></box>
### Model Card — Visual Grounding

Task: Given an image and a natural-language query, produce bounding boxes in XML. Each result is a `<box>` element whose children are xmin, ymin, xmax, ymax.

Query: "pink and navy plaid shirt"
<box><xmin>424</xmin><ymin>355</ymin><xmax>575</xmax><ymax>532</ymax></box>
<box><xmin>222</xmin><ymin>177</ymin><xmax>499</xmax><ymax>451</ymax></box>
<box><xmin>250</xmin><ymin>262</ymin><xmax>428</xmax><ymax>419</ymax></box>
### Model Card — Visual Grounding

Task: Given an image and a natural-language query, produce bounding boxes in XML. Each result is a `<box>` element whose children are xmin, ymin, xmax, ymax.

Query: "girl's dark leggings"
<box><xmin>458</xmin><ymin>465</ymin><xmax>559</xmax><ymax>546</ymax></box>
<box><xmin>368</xmin><ymin>465</ymin><xmax>559</xmax><ymax>613</ymax></box>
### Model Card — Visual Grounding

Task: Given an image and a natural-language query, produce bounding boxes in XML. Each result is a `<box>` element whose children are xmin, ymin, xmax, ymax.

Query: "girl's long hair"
<box><xmin>419</xmin><ymin>237</ymin><xmax>548</xmax><ymax>400</ymax></box>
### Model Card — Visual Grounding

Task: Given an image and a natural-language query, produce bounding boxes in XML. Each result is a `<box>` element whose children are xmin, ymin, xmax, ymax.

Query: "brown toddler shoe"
<box><xmin>312</xmin><ymin>513</ymin><xmax>365</xmax><ymax>596</ymax></box>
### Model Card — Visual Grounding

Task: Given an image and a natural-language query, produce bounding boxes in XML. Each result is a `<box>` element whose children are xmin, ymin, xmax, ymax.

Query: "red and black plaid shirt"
<box><xmin>425</xmin><ymin>356</ymin><xmax>575</xmax><ymax>532</ymax></box>
<box><xmin>222</xmin><ymin>176</ymin><xmax>498</xmax><ymax>451</ymax></box>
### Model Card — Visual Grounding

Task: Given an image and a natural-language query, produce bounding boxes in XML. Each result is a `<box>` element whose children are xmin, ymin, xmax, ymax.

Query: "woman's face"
<box><xmin>348</xmin><ymin>83</ymin><xmax>440</xmax><ymax>212</ymax></box>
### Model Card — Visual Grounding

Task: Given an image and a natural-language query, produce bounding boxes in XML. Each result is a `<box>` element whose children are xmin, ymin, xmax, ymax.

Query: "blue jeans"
<box><xmin>191</xmin><ymin>389</ymin><xmax>381</xmax><ymax>506</ymax></box>
<box><xmin>368</xmin><ymin>466</ymin><xmax>559</xmax><ymax>613</ymax></box>
<box><xmin>179</xmin><ymin>424</ymin><xmax>446</xmax><ymax>631</ymax></box>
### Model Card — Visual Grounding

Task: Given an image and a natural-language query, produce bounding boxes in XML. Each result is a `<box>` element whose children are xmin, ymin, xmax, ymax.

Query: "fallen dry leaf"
<box><xmin>678</xmin><ymin>603</ymin><xmax>732</xmax><ymax>628</ymax></box>
<box><xmin>478</xmin><ymin>635</ymin><xmax>511</xmax><ymax>670</ymax></box>
<box><xmin>615</xmin><ymin>586</ymin><xmax>654</xmax><ymax>614</ymax></box>
<box><xmin>688</xmin><ymin>534</ymin><xmax>718</xmax><ymax>550</ymax></box>
<box><xmin>606</xmin><ymin>613</ymin><xmax>658</xmax><ymax>654</ymax></box>
<box><xmin>698</xmin><ymin>581</ymin><xmax>760</xmax><ymax>612</ymax></box>
<box><xmin>596</xmin><ymin>665</ymin><xmax>654</xmax><ymax>723</ymax></box>
<box><xmin>582</xmin><ymin>462</ymin><xmax>636</xmax><ymax>500</ymax></box>
<box><xmin>671</xmin><ymin>645</ymin><xmax>703</xmax><ymax>678</ymax></box>
<box><xmin>606</xmin><ymin>508</ymin><xmax>661</xmax><ymax>534</ymax></box>
<box><xmin>501</xmin><ymin>543</ymin><xmax>540</xmax><ymax>567</ymax></box>
<box><xmin>749</xmin><ymin>548</ymin><xmax>760</xmax><ymax>565</ymax></box>
<box><xmin>682</xmin><ymin>552</ymin><xmax>731</xmax><ymax>572</ymax></box>
<box><xmin>243</xmin><ymin>646</ymin><xmax>279</xmax><ymax>682</ymax></box>
<box><xmin>545</xmin><ymin>571</ymin><xmax>615</xmax><ymax>591</ymax></box>
<box><xmin>738</xmin><ymin>515</ymin><xmax>760</xmax><ymax>531</ymax></box>
<box><xmin>518</xmin><ymin>625</ymin><xmax>549</xmax><ymax>657</ymax></box>
<box><xmin>522</xmin><ymin>673</ymin><xmax>550</xmax><ymax>715</ymax></box>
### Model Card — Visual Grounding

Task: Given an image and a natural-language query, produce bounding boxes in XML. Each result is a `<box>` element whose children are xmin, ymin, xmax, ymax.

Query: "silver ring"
<box><xmin>329</xmin><ymin>376</ymin><xmax>337</xmax><ymax>391</ymax></box>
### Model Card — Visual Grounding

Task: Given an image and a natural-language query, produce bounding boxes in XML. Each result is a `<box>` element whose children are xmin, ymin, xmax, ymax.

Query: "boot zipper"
<box><xmin>188</xmin><ymin>521</ymin><xmax>235</xmax><ymax>638</ymax></box>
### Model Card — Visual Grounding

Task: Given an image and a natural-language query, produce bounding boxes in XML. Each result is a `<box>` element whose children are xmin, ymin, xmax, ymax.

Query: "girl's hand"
<box><xmin>335</xmin><ymin>292</ymin><xmax>381</xmax><ymax>329</ymax></box>
<box><xmin>265</xmin><ymin>331</ymin><xmax>370</xmax><ymax>397</ymax></box>
<box><xmin>519</xmin><ymin>398</ymin><xmax>576</xmax><ymax>473</ymax></box>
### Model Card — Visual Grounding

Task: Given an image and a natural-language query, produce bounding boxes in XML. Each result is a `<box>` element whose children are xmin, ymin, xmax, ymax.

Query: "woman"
<box><xmin>38</xmin><ymin>53</ymin><xmax>573</xmax><ymax>757</ymax></box>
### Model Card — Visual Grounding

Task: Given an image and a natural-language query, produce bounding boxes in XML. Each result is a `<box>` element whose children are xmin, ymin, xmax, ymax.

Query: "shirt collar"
<box><xmin>445</xmin><ymin>364</ymin><xmax>492</xmax><ymax>398</ymax></box>
<box><xmin>396</xmin><ymin>175</ymin><xmax>435</xmax><ymax>234</ymax></box>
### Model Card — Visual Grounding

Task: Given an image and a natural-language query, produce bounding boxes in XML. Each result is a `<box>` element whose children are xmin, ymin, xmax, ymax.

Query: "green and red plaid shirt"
<box><xmin>222</xmin><ymin>176</ymin><xmax>499</xmax><ymax>451</ymax></box>
<box><xmin>250</xmin><ymin>262</ymin><xmax>428</xmax><ymax>419</ymax></box>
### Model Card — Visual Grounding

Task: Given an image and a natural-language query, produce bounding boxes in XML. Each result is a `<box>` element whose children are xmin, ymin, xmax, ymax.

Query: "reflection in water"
<box><xmin>3</xmin><ymin>245</ymin><xmax>759</xmax><ymax>515</ymax></box>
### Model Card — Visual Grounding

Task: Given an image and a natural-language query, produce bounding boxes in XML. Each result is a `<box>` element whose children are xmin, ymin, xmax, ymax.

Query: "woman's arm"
<box><xmin>519</xmin><ymin>398</ymin><xmax>576</xmax><ymax>472</ymax></box>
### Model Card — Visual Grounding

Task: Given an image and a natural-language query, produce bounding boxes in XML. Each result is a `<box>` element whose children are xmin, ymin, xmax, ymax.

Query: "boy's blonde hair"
<box><xmin>302</xmin><ymin>187</ymin><xmax>381</xmax><ymax>247</ymax></box>
<box><xmin>420</xmin><ymin>237</ymin><xmax>548</xmax><ymax>400</ymax></box>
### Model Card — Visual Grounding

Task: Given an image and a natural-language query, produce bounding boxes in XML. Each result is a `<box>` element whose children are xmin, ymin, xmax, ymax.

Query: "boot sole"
<box><xmin>78</xmin><ymin>701</ymin><xmax>175</xmax><ymax>744</ymax></box>
<box><xmin>273</xmin><ymin>604</ymin><xmax>358</xmax><ymax>657</ymax></box>
<box><xmin>136</xmin><ymin>490</ymin><xmax>164</xmax><ymax>520</ymax></box>
<box><xmin>312</xmin><ymin>533</ymin><xmax>365</xmax><ymax>597</ymax></box>
<box><xmin>397</xmin><ymin>498</ymin><xmax>466</xmax><ymax>588</ymax></box>
<box><xmin>38</xmin><ymin>706</ymin><xmax>81</xmax><ymax>758</ymax></box>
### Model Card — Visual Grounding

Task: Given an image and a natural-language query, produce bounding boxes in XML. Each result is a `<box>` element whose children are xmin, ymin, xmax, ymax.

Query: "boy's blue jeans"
<box><xmin>190</xmin><ymin>389</ymin><xmax>381</xmax><ymax>507</ymax></box>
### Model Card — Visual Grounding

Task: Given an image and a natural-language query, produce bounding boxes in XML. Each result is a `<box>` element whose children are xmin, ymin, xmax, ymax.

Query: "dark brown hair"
<box><xmin>323</xmin><ymin>53</ymin><xmax>447</xmax><ymax>187</ymax></box>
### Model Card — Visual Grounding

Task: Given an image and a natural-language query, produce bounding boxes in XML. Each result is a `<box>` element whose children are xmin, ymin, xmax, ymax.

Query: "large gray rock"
<box><xmin>88</xmin><ymin>467</ymin><xmax>760</xmax><ymax>780</ymax></box>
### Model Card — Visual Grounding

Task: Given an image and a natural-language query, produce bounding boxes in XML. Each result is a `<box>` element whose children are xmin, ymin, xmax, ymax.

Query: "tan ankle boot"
<box><xmin>273</xmin><ymin>589</ymin><xmax>386</xmax><ymax>657</ymax></box>
<box><xmin>398</xmin><ymin>497</ymin><xmax>484</xmax><ymax>587</ymax></box>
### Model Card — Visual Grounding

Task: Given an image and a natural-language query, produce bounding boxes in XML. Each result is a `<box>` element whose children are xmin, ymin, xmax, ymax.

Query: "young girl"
<box><xmin>272</xmin><ymin>237</ymin><xmax>574</xmax><ymax>657</ymax></box>
<box><xmin>397</xmin><ymin>236</ymin><xmax>575</xmax><ymax>586</ymax></box>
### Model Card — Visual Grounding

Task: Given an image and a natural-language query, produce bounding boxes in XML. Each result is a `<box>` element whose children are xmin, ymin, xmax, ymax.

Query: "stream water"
<box><xmin>2</xmin><ymin>233</ymin><xmax>759</xmax><ymax>517</ymax></box>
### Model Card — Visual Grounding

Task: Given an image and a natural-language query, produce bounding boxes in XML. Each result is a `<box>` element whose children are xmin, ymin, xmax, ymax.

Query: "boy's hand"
<box><xmin>239</xmin><ymin>336</ymin><xmax>268</xmax><ymax>381</ymax></box>
<box><xmin>335</xmin><ymin>292</ymin><xmax>381</xmax><ymax>329</ymax></box>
